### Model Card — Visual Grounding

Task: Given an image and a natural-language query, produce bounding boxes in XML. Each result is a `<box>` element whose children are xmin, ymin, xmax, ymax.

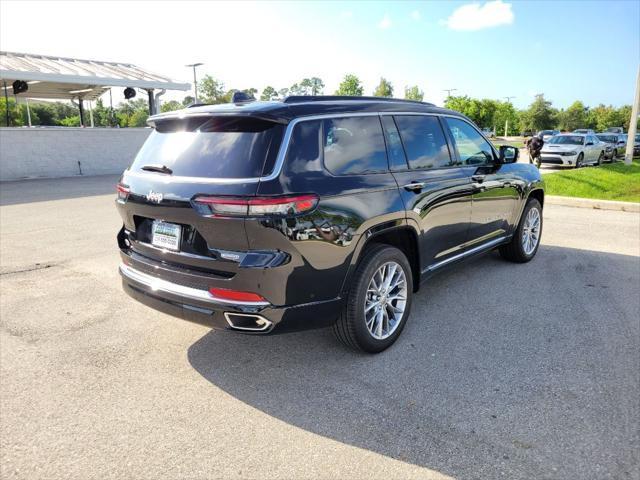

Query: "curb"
<box><xmin>547</xmin><ymin>195</ymin><xmax>640</xmax><ymax>212</ymax></box>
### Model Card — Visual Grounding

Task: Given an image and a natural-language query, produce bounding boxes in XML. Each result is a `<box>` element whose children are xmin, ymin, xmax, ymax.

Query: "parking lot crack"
<box><xmin>0</xmin><ymin>263</ymin><xmax>56</xmax><ymax>276</ymax></box>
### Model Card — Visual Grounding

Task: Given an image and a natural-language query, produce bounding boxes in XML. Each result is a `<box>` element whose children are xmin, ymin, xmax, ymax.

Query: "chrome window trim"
<box><xmin>125</xmin><ymin>111</ymin><xmax>475</xmax><ymax>185</ymax></box>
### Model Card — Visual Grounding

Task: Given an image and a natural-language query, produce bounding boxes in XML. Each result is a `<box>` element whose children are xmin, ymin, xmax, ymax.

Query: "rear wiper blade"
<box><xmin>141</xmin><ymin>164</ymin><xmax>173</xmax><ymax>174</ymax></box>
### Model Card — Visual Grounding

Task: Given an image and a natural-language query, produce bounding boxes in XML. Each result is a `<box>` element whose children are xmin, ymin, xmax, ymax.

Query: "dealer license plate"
<box><xmin>151</xmin><ymin>221</ymin><xmax>182</xmax><ymax>251</ymax></box>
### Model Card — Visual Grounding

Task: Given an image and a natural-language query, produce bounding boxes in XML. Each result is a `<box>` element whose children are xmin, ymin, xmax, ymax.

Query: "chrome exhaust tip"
<box><xmin>224</xmin><ymin>312</ymin><xmax>273</xmax><ymax>332</ymax></box>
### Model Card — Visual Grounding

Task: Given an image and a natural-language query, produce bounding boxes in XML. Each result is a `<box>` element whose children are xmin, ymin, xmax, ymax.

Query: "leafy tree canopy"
<box><xmin>335</xmin><ymin>74</ymin><xmax>363</xmax><ymax>96</ymax></box>
<box><xmin>404</xmin><ymin>85</ymin><xmax>424</xmax><ymax>101</ymax></box>
<box><xmin>373</xmin><ymin>77</ymin><xmax>393</xmax><ymax>98</ymax></box>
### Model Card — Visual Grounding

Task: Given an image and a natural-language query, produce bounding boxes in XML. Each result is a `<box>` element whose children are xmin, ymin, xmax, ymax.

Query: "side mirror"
<box><xmin>586</xmin><ymin>141</ymin><xmax>594</xmax><ymax>146</ymax></box>
<box><xmin>498</xmin><ymin>145</ymin><xmax>518</xmax><ymax>164</ymax></box>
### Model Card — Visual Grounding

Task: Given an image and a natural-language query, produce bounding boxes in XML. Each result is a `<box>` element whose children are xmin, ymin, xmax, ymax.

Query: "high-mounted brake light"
<box><xmin>208</xmin><ymin>287</ymin><xmax>267</xmax><ymax>303</ymax></box>
<box><xmin>116</xmin><ymin>183</ymin><xmax>130</xmax><ymax>202</ymax></box>
<box><xmin>193</xmin><ymin>194</ymin><xmax>318</xmax><ymax>217</ymax></box>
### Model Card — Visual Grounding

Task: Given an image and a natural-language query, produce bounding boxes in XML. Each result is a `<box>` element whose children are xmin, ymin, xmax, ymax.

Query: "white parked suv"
<box><xmin>539</xmin><ymin>133</ymin><xmax>605</xmax><ymax>168</ymax></box>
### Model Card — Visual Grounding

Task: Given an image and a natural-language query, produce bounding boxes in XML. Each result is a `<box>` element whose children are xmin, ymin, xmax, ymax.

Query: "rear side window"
<box><xmin>323</xmin><ymin>117</ymin><xmax>388</xmax><ymax>175</ymax></box>
<box><xmin>394</xmin><ymin>115</ymin><xmax>453</xmax><ymax>169</ymax></box>
<box><xmin>131</xmin><ymin>117</ymin><xmax>283</xmax><ymax>179</ymax></box>
<box><xmin>444</xmin><ymin>117</ymin><xmax>495</xmax><ymax>165</ymax></box>
<box><xmin>380</xmin><ymin>116</ymin><xmax>408</xmax><ymax>170</ymax></box>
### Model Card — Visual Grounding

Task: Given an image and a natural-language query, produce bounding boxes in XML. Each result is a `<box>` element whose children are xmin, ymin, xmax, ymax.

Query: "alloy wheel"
<box><xmin>364</xmin><ymin>261</ymin><xmax>407</xmax><ymax>340</ymax></box>
<box><xmin>521</xmin><ymin>207</ymin><xmax>541</xmax><ymax>256</ymax></box>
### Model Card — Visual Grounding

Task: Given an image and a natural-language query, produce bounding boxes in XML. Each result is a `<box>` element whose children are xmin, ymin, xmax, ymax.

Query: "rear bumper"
<box><xmin>119</xmin><ymin>262</ymin><xmax>343</xmax><ymax>334</ymax></box>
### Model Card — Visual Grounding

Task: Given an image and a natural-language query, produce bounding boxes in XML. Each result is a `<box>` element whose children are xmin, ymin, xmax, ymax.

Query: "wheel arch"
<box><xmin>342</xmin><ymin>223</ymin><xmax>421</xmax><ymax>294</ymax></box>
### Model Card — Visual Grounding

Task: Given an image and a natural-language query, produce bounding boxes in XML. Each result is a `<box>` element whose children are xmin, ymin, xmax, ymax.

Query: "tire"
<box><xmin>575</xmin><ymin>153</ymin><xmax>583</xmax><ymax>168</ymax></box>
<box><xmin>499</xmin><ymin>198</ymin><xmax>543</xmax><ymax>263</ymax></box>
<box><xmin>597</xmin><ymin>151</ymin><xmax>604</xmax><ymax>165</ymax></box>
<box><xmin>333</xmin><ymin>244</ymin><xmax>413</xmax><ymax>353</ymax></box>
<box><xmin>612</xmin><ymin>149</ymin><xmax>618</xmax><ymax>161</ymax></box>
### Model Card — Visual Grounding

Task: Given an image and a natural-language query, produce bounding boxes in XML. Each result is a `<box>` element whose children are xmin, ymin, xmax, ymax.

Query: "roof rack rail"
<box><xmin>282</xmin><ymin>95</ymin><xmax>434</xmax><ymax>106</ymax></box>
<box><xmin>187</xmin><ymin>102</ymin><xmax>211</xmax><ymax>108</ymax></box>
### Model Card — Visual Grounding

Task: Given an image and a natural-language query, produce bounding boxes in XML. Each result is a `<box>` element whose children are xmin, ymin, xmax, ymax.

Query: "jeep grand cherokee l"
<box><xmin>116</xmin><ymin>96</ymin><xmax>544</xmax><ymax>353</ymax></box>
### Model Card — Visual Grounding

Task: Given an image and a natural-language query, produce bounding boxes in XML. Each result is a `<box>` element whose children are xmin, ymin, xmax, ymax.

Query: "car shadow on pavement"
<box><xmin>0</xmin><ymin>174</ymin><xmax>119</xmax><ymax>206</ymax></box>
<box><xmin>187</xmin><ymin>246</ymin><xmax>639</xmax><ymax>479</ymax></box>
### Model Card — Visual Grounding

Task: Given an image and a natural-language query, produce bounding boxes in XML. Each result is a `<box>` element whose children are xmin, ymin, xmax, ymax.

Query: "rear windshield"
<box><xmin>548</xmin><ymin>136</ymin><xmax>584</xmax><ymax>145</ymax></box>
<box><xmin>130</xmin><ymin>117</ymin><xmax>284</xmax><ymax>179</ymax></box>
<box><xmin>597</xmin><ymin>135</ymin><xmax>617</xmax><ymax>143</ymax></box>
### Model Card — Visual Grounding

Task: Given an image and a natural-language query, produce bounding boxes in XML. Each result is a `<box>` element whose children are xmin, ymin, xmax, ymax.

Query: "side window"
<box><xmin>445</xmin><ymin>117</ymin><xmax>495</xmax><ymax>165</ymax></box>
<box><xmin>323</xmin><ymin>116</ymin><xmax>388</xmax><ymax>175</ymax></box>
<box><xmin>380</xmin><ymin>115</ymin><xmax>408</xmax><ymax>170</ymax></box>
<box><xmin>286</xmin><ymin>120</ymin><xmax>322</xmax><ymax>173</ymax></box>
<box><xmin>394</xmin><ymin>115</ymin><xmax>453</xmax><ymax>169</ymax></box>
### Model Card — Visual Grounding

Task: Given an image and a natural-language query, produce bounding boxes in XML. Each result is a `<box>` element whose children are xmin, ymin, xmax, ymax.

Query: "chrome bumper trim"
<box><xmin>119</xmin><ymin>263</ymin><xmax>270</xmax><ymax>307</ymax></box>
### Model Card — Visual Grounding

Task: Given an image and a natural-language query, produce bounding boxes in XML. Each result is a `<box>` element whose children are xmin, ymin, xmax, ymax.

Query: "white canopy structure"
<box><xmin>0</xmin><ymin>51</ymin><xmax>190</xmax><ymax>125</ymax></box>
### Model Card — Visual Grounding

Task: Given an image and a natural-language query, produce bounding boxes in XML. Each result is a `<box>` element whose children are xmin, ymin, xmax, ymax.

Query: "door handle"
<box><xmin>404</xmin><ymin>182</ymin><xmax>425</xmax><ymax>192</ymax></box>
<box><xmin>471</xmin><ymin>174</ymin><xmax>485</xmax><ymax>183</ymax></box>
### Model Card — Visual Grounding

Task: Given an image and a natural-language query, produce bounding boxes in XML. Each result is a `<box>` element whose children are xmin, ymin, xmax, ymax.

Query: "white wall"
<box><xmin>0</xmin><ymin>127</ymin><xmax>151</xmax><ymax>181</ymax></box>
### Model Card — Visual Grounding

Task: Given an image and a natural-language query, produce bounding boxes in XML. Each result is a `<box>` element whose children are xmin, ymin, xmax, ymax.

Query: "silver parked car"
<box><xmin>540</xmin><ymin>133</ymin><xmax>605</xmax><ymax>167</ymax></box>
<box><xmin>596</xmin><ymin>133</ymin><xmax>624</xmax><ymax>160</ymax></box>
<box><xmin>537</xmin><ymin>129</ymin><xmax>560</xmax><ymax>142</ymax></box>
<box><xmin>573</xmin><ymin>128</ymin><xmax>596</xmax><ymax>135</ymax></box>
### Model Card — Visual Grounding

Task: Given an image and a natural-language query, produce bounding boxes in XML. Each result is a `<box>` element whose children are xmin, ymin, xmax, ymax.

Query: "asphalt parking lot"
<box><xmin>1</xmin><ymin>175</ymin><xmax>639</xmax><ymax>480</ymax></box>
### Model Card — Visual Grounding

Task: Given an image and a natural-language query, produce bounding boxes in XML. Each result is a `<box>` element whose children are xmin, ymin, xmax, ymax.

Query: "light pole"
<box><xmin>625</xmin><ymin>65</ymin><xmax>639</xmax><ymax>165</ymax></box>
<box><xmin>443</xmin><ymin>88</ymin><xmax>457</xmax><ymax>98</ymax></box>
<box><xmin>503</xmin><ymin>96</ymin><xmax>515</xmax><ymax>136</ymax></box>
<box><xmin>185</xmin><ymin>63</ymin><xmax>204</xmax><ymax>103</ymax></box>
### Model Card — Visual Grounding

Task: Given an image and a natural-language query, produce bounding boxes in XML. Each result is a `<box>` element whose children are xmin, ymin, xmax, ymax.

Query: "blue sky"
<box><xmin>1</xmin><ymin>1</ymin><xmax>638</xmax><ymax>109</ymax></box>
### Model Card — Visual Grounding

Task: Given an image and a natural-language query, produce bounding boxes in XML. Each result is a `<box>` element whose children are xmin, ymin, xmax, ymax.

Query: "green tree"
<box><xmin>444</xmin><ymin>95</ymin><xmax>486</xmax><ymax>126</ymax></box>
<box><xmin>260</xmin><ymin>86</ymin><xmax>278</xmax><ymax>101</ymax></box>
<box><xmin>404</xmin><ymin>85</ymin><xmax>424</xmax><ymax>101</ymax></box>
<box><xmin>199</xmin><ymin>75</ymin><xmax>226</xmax><ymax>104</ymax></box>
<box><xmin>20</xmin><ymin>103</ymin><xmax>39</xmax><ymax>126</ymax></box>
<box><xmin>243</xmin><ymin>88</ymin><xmax>258</xmax><ymax>98</ymax></box>
<box><xmin>278</xmin><ymin>87</ymin><xmax>290</xmax><ymax>99</ymax></box>
<box><xmin>617</xmin><ymin>105</ymin><xmax>638</xmax><ymax>131</ymax></box>
<box><xmin>520</xmin><ymin>94</ymin><xmax>556</xmax><ymax>132</ymax></box>
<box><xmin>309</xmin><ymin>77</ymin><xmax>324</xmax><ymax>95</ymax></box>
<box><xmin>91</xmin><ymin>99</ymin><xmax>113</xmax><ymax>126</ymax></box>
<box><xmin>557</xmin><ymin>101</ymin><xmax>588</xmax><ymax>131</ymax></box>
<box><xmin>160</xmin><ymin>100</ymin><xmax>183</xmax><ymax>113</ymax></box>
<box><xmin>181</xmin><ymin>95</ymin><xmax>195</xmax><ymax>107</ymax></box>
<box><xmin>116</xmin><ymin>98</ymin><xmax>147</xmax><ymax>127</ymax></box>
<box><xmin>335</xmin><ymin>74</ymin><xmax>363</xmax><ymax>96</ymax></box>
<box><xmin>25</xmin><ymin>102</ymin><xmax>54</xmax><ymax>125</ymax></box>
<box><xmin>60</xmin><ymin>115</ymin><xmax>80</xmax><ymax>127</ymax></box>
<box><xmin>493</xmin><ymin>101</ymin><xmax>520</xmax><ymax>136</ymax></box>
<box><xmin>0</xmin><ymin>98</ymin><xmax>23</xmax><ymax>126</ymax></box>
<box><xmin>373</xmin><ymin>77</ymin><xmax>393</xmax><ymax>97</ymax></box>
<box><xmin>288</xmin><ymin>83</ymin><xmax>303</xmax><ymax>95</ymax></box>
<box><xmin>128</xmin><ymin>109</ymin><xmax>149</xmax><ymax>127</ymax></box>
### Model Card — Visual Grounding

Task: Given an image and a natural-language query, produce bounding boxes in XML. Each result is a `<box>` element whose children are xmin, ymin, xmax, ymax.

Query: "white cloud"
<box><xmin>442</xmin><ymin>1</ymin><xmax>514</xmax><ymax>31</ymax></box>
<box><xmin>410</xmin><ymin>10</ymin><xmax>421</xmax><ymax>21</ymax></box>
<box><xmin>378</xmin><ymin>14</ymin><xmax>392</xmax><ymax>29</ymax></box>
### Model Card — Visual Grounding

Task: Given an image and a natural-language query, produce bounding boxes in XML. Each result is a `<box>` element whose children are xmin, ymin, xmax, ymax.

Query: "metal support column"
<box><xmin>147</xmin><ymin>89</ymin><xmax>155</xmax><ymax>115</ymax></box>
<box><xmin>3</xmin><ymin>80</ymin><xmax>9</xmax><ymax>126</ymax></box>
<box><xmin>78</xmin><ymin>98</ymin><xmax>85</xmax><ymax>127</ymax></box>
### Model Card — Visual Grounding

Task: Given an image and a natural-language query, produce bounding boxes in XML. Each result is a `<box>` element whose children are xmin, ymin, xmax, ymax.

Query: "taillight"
<box><xmin>116</xmin><ymin>183</ymin><xmax>130</xmax><ymax>202</ymax></box>
<box><xmin>193</xmin><ymin>194</ymin><xmax>318</xmax><ymax>217</ymax></box>
<box><xmin>208</xmin><ymin>287</ymin><xmax>267</xmax><ymax>304</ymax></box>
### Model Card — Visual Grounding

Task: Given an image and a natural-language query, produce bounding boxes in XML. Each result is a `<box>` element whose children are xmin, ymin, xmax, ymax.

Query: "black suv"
<box><xmin>116</xmin><ymin>96</ymin><xmax>544</xmax><ymax>353</ymax></box>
